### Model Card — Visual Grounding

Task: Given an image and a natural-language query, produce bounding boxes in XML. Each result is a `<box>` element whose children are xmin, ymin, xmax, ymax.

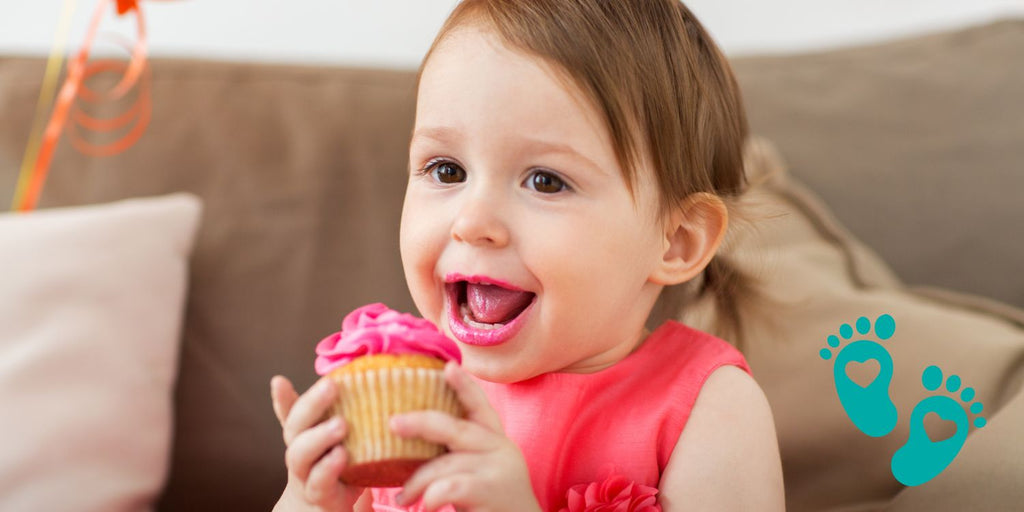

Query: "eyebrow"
<box><xmin>411</xmin><ymin>126</ymin><xmax>607</xmax><ymax>177</ymax></box>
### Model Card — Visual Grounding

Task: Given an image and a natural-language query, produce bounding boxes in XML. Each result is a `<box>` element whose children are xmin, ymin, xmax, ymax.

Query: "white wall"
<box><xmin>1</xmin><ymin>0</ymin><xmax>1022</xmax><ymax>68</ymax></box>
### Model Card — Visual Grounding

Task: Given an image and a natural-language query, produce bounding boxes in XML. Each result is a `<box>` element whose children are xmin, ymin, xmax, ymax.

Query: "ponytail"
<box><xmin>697</xmin><ymin>255</ymin><xmax>756</xmax><ymax>351</ymax></box>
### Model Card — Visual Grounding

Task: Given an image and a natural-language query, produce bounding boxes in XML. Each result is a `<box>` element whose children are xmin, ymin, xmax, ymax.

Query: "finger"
<box><xmin>271</xmin><ymin>375</ymin><xmax>299</xmax><ymax>427</ymax></box>
<box><xmin>390</xmin><ymin>410</ymin><xmax>496</xmax><ymax>453</ymax></box>
<box><xmin>304</xmin><ymin>445</ymin><xmax>347</xmax><ymax>505</ymax></box>
<box><xmin>398</xmin><ymin>453</ymin><xmax>475</xmax><ymax>507</ymax></box>
<box><xmin>285</xmin><ymin>415</ymin><xmax>348</xmax><ymax>481</ymax></box>
<box><xmin>420</xmin><ymin>474</ymin><xmax>474</xmax><ymax>512</ymax></box>
<box><xmin>283</xmin><ymin>377</ymin><xmax>338</xmax><ymax>445</ymax></box>
<box><xmin>445</xmin><ymin>362</ymin><xmax>503</xmax><ymax>432</ymax></box>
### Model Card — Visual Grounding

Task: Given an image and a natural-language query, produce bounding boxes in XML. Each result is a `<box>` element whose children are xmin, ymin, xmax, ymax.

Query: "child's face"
<box><xmin>401</xmin><ymin>25</ymin><xmax>669</xmax><ymax>383</ymax></box>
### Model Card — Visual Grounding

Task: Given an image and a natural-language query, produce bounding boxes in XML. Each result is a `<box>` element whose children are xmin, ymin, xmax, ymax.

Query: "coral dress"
<box><xmin>371</xmin><ymin>320</ymin><xmax>751</xmax><ymax>511</ymax></box>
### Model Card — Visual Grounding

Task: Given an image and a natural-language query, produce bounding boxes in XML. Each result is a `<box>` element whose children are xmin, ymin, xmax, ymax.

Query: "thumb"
<box><xmin>444</xmin><ymin>362</ymin><xmax>503</xmax><ymax>433</ymax></box>
<box><xmin>270</xmin><ymin>375</ymin><xmax>299</xmax><ymax>427</ymax></box>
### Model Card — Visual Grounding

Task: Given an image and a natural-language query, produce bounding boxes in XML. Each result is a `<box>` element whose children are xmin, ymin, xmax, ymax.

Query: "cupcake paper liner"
<box><xmin>332</xmin><ymin>365</ymin><xmax>463</xmax><ymax>466</ymax></box>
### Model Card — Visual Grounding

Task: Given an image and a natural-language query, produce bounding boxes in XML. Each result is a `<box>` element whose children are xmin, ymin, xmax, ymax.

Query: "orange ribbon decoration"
<box><xmin>116</xmin><ymin>0</ymin><xmax>139</xmax><ymax>15</ymax></box>
<box><xmin>12</xmin><ymin>0</ymin><xmax>151</xmax><ymax>212</ymax></box>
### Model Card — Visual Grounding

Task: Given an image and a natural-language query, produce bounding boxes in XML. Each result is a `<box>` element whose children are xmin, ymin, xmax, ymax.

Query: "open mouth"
<box><xmin>445</xmin><ymin>279</ymin><xmax>536</xmax><ymax>346</ymax></box>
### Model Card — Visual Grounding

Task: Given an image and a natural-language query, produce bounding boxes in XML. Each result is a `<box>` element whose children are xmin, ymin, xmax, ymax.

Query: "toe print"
<box><xmin>890</xmin><ymin>365</ymin><xmax>986</xmax><ymax>486</ymax></box>
<box><xmin>820</xmin><ymin>314</ymin><xmax>898</xmax><ymax>437</ymax></box>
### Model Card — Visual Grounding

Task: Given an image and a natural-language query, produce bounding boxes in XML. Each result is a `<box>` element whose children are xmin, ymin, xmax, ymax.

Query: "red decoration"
<box><xmin>560</xmin><ymin>475</ymin><xmax>661</xmax><ymax>512</ymax></box>
<box><xmin>13</xmin><ymin>0</ymin><xmax>152</xmax><ymax>211</ymax></box>
<box><xmin>116</xmin><ymin>0</ymin><xmax>138</xmax><ymax>15</ymax></box>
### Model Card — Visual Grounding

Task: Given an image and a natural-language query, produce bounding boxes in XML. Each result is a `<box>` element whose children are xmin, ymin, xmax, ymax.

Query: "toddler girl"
<box><xmin>271</xmin><ymin>1</ymin><xmax>784</xmax><ymax>510</ymax></box>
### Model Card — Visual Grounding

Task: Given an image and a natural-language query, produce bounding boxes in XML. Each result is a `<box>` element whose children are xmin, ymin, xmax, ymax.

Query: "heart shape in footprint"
<box><xmin>844</xmin><ymin>359</ymin><xmax>881</xmax><ymax>388</ymax></box>
<box><xmin>923</xmin><ymin>411</ymin><xmax>957</xmax><ymax>443</ymax></box>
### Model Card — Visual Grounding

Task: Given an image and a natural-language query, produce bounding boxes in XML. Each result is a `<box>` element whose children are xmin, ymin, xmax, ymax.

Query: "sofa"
<box><xmin>0</xmin><ymin>18</ymin><xmax>1021</xmax><ymax>512</ymax></box>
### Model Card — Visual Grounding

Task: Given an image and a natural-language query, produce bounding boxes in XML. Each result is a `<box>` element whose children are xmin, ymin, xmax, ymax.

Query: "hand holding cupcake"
<box><xmin>273</xmin><ymin>303</ymin><xmax>539</xmax><ymax>511</ymax></box>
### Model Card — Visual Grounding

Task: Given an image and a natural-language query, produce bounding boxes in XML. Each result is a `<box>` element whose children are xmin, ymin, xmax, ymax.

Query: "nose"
<box><xmin>450</xmin><ymin>189</ymin><xmax>510</xmax><ymax>248</ymax></box>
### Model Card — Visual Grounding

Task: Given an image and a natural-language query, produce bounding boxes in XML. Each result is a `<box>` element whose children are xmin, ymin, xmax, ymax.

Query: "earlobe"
<box><xmin>649</xmin><ymin>193</ymin><xmax>728</xmax><ymax>286</ymax></box>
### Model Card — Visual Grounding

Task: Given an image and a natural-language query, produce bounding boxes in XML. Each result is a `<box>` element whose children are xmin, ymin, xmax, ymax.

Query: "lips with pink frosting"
<box><xmin>444</xmin><ymin>273</ymin><xmax>537</xmax><ymax>346</ymax></box>
<box><xmin>314</xmin><ymin>303</ymin><xmax>462</xmax><ymax>376</ymax></box>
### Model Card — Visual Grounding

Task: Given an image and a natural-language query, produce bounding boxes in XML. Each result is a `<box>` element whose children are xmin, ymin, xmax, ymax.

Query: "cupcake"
<box><xmin>315</xmin><ymin>303</ymin><xmax>464</xmax><ymax>488</ymax></box>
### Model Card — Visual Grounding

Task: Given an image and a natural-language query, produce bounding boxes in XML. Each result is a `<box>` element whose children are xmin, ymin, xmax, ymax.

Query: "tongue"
<box><xmin>466</xmin><ymin>283</ymin><xmax>533</xmax><ymax>324</ymax></box>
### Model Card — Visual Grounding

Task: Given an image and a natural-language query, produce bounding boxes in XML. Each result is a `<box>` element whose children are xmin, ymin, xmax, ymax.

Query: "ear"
<box><xmin>649</xmin><ymin>192</ymin><xmax>728</xmax><ymax>286</ymax></box>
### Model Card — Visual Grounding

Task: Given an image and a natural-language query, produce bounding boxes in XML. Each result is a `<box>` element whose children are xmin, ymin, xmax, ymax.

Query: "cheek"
<box><xmin>533</xmin><ymin>211</ymin><xmax>658</xmax><ymax>301</ymax></box>
<box><xmin>550</xmin><ymin>211</ymin><xmax>649</xmax><ymax>269</ymax></box>
<box><xmin>400</xmin><ymin>195</ymin><xmax>446</xmax><ymax>319</ymax></box>
<box><xmin>397</xmin><ymin>198</ymin><xmax>434</xmax><ymax>303</ymax></box>
<box><xmin>400</xmin><ymin>191</ymin><xmax>436</xmax><ymax>264</ymax></box>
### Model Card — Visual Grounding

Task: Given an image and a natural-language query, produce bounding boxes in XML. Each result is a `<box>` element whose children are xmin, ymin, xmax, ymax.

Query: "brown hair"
<box><xmin>416</xmin><ymin>0</ymin><xmax>761</xmax><ymax>349</ymax></box>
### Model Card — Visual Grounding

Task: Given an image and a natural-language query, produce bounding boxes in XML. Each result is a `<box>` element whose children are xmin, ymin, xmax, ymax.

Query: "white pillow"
<box><xmin>0</xmin><ymin>193</ymin><xmax>202</xmax><ymax>512</ymax></box>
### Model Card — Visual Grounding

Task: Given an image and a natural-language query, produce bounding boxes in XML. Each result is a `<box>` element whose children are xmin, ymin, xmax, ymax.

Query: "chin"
<box><xmin>457</xmin><ymin>352</ymin><xmax>531</xmax><ymax>384</ymax></box>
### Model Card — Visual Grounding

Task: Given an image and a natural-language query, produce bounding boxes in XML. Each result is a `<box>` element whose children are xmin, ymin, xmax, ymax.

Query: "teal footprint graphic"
<box><xmin>819</xmin><ymin>314</ymin><xmax>898</xmax><ymax>437</ymax></box>
<box><xmin>890</xmin><ymin>365</ymin><xmax>987</xmax><ymax>486</ymax></box>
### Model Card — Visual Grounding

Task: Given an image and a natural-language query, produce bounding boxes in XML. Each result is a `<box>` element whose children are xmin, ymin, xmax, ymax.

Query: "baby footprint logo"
<box><xmin>819</xmin><ymin>314</ymin><xmax>898</xmax><ymax>437</ymax></box>
<box><xmin>890</xmin><ymin>365</ymin><xmax>986</xmax><ymax>486</ymax></box>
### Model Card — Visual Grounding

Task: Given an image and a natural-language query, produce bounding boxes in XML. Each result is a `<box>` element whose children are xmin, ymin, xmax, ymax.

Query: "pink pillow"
<box><xmin>0</xmin><ymin>194</ymin><xmax>201</xmax><ymax>511</ymax></box>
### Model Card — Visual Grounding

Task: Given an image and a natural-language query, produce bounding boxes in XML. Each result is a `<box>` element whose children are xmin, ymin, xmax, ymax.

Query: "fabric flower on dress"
<box><xmin>559</xmin><ymin>475</ymin><xmax>661</xmax><ymax>512</ymax></box>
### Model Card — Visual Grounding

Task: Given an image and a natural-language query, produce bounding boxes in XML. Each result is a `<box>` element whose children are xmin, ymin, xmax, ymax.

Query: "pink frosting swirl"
<box><xmin>315</xmin><ymin>303</ymin><xmax>461</xmax><ymax>376</ymax></box>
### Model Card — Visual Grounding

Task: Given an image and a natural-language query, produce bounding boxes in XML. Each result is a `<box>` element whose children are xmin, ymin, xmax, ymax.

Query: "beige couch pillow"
<box><xmin>0</xmin><ymin>194</ymin><xmax>201</xmax><ymax>512</ymax></box>
<box><xmin>730</xmin><ymin>20</ymin><xmax>1024</xmax><ymax>309</ymax></box>
<box><xmin>681</xmin><ymin>138</ymin><xmax>1024</xmax><ymax>512</ymax></box>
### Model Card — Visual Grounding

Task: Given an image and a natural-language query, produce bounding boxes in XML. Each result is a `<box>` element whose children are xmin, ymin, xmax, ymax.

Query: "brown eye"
<box><xmin>528</xmin><ymin>171</ymin><xmax>567</xmax><ymax>193</ymax></box>
<box><xmin>431</xmin><ymin>161</ymin><xmax>466</xmax><ymax>184</ymax></box>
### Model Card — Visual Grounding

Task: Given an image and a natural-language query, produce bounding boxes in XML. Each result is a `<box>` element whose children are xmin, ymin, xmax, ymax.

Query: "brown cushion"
<box><xmin>681</xmin><ymin>137</ymin><xmax>1024</xmax><ymax>511</ymax></box>
<box><xmin>730</xmin><ymin>19</ymin><xmax>1024</xmax><ymax>309</ymax></box>
<box><xmin>0</xmin><ymin>57</ymin><xmax>421</xmax><ymax>510</ymax></box>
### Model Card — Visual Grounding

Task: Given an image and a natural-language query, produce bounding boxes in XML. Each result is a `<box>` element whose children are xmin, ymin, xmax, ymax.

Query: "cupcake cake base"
<box><xmin>341</xmin><ymin>459</ymin><xmax>430</xmax><ymax>488</ymax></box>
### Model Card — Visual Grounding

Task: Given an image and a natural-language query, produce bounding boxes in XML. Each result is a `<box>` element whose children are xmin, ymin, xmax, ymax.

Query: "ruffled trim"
<box><xmin>559</xmin><ymin>475</ymin><xmax>661</xmax><ymax>512</ymax></box>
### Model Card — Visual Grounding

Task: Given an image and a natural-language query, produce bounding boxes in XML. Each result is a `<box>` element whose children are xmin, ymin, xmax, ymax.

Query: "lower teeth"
<box><xmin>460</xmin><ymin>303</ymin><xmax>506</xmax><ymax>330</ymax></box>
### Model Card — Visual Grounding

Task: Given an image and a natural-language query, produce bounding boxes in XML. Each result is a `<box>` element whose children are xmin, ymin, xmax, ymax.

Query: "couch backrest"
<box><xmin>730</xmin><ymin>19</ymin><xmax>1024</xmax><ymax>308</ymax></box>
<box><xmin>0</xmin><ymin>57</ymin><xmax>422</xmax><ymax>510</ymax></box>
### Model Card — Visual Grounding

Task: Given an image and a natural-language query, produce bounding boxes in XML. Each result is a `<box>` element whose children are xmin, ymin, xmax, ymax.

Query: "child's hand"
<box><xmin>389</xmin><ymin>362</ymin><xmax>542</xmax><ymax>512</ymax></box>
<box><xmin>270</xmin><ymin>375</ymin><xmax>364</xmax><ymax>511</ymax></box>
